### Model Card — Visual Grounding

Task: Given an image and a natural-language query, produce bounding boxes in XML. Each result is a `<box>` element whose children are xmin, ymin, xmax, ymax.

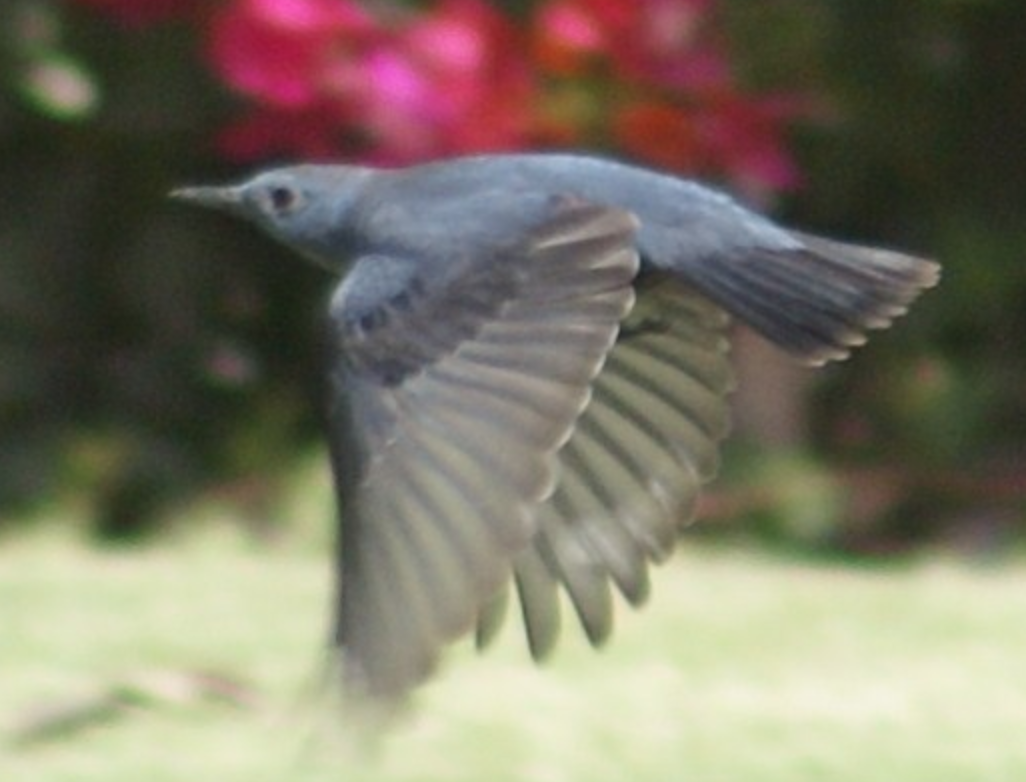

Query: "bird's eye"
<box><xmin>268</xmin><ymin>185</ymin><xmax>301</xmax><ymax>215</ymax></box>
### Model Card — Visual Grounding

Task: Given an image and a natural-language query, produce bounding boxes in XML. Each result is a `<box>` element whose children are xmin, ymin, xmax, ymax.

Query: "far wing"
<box><xmin>477</xmin><ymin>275</ymin><xmax>734</xmax><ymax>658</ymax></box>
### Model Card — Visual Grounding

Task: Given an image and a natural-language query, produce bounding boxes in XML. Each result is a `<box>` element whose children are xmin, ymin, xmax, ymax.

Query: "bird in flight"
<box><xmin>173</xmin><ymin>153</ymin><xmax>939</xmax><ymax>710</ymax></box>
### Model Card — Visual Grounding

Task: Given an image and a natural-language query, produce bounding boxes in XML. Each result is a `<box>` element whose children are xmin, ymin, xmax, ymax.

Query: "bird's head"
<box><xmin>171</xmin><ymin>165</ymin><xmax>371</xmax><ymax>272</ymax></box>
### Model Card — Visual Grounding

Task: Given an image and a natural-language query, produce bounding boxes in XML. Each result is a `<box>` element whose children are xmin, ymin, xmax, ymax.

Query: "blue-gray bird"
<box><xmin>172</xmin><ymin>153</ymin><xmax>939</xmax><ymax>707</ymax></box>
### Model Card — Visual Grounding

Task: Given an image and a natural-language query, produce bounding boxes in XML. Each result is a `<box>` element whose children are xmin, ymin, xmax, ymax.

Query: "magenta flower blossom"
<box><xmin>210</xmin><ymin>0</ymin><xmax>532</xmax><ymax>163</ymax></box>
<box><xmin>209</xmin><ymin>0</ymin><xmax>377</xmax><ymax>108</ymax></box>
<box><xmin>360</xmin><ymin>0</ymin><xmax>533</xmax><ymax>160</ymax></box>
<box><xmin>534</xmin><ymin>0</ymin><xmax>799</xmax><ymax>192</ymax></box>
<box><xmin>67</xmin><ymin>0</ymin><xmax>802</xmax><ymax>191</ymax></box>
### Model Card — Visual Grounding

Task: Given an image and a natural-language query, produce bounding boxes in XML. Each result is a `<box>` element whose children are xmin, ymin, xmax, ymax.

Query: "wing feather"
<box><xmin>329</xmin><ymin>200</ymin><xmax>640</xmax><ymax>704</ymax></box>
<box><xmin>490</xmin><ymin>278</ymin><xmax>734</xmax><ymax>655</ymax></box>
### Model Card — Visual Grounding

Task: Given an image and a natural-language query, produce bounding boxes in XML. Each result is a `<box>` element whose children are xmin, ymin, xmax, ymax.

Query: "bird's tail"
<box><xmin>679</xmin><ymin>231</ymin><xmax>940</xmax><ymax>365</ymax></box>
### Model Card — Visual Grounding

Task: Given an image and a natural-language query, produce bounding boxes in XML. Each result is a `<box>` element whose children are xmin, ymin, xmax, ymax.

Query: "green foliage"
<box><xmin>1</xmin><ymin>2</ymin><xmax>327</xmax><ymax>533</ymax></box>
<box><xmin>1</xmin><ymin>0</ymin><xmax>1023</xmax><ymax>546</ymax></box>
<box><xmin>722</xmin><ymin>0</ymin><xmax>1026</xmax><ymax>548</ymax></box>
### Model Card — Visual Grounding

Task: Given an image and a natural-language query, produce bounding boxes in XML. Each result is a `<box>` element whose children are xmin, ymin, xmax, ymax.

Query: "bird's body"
<box><xmin>173</xmin><ymin>153</ymin><xmax>939</xmax><ymax>709</ymax></box>
<box><xmin>259</xmin><ymin>154</ymin><xmax>789</xmax><ymax>276</ymax></box>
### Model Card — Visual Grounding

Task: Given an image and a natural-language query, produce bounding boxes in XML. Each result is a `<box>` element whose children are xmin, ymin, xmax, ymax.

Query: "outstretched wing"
<box><xmin>476</xmin><ymin>275</ymin><xmax>734</xmax><ymax>656</ymax></box>
<box><xmin>326</xmin><ymin>199</ymin><xmax>640</xmax><ymax>705</ymax></box>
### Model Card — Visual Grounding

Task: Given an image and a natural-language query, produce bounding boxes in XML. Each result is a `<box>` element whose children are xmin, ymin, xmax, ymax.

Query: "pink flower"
<box><xmin>533</xmin><ymin>0</ymin><xmax>799</xmax><ymax>189</ymax></box>
<box><xmin>209</xmin><ymin>0</ymin><xmax>376</xmax><ymax>108</ymax></box>
<box><xmin>202</xmin><ymin>0</ymin><xmax>798</xmax><ymax>192</ymax></box>
<box><xmin>209</xmin><ymin>0</ymin><xmax>534</xmax><ymax>163</ymax></box>
<box><xmin>366</xmin><ymin>0</ymin><xmax>533</xmax><ymax>159</ymax></box>
<box><xmin>536</xmin><ymin>0</ymin><xmax>719</xmax><ymax>86</ymax></box>
<box><xmin>67</xmin><ymin>0</ymin><xmax>802</xmax><ymax>191</ymax></box>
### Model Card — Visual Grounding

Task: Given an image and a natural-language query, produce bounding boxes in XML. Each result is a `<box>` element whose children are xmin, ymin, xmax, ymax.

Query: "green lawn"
<box><xmin>3</xmin><ymin>524</ymin><xmax>1026</xmax><ymax>782</ymax></box>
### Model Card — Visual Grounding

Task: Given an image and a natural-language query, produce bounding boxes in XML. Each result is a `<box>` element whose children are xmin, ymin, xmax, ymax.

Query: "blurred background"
<box><xmin>4</xmin><ymin>2</ymin><xmax>1026</xmax><ymax>779</ymax></box>
<box><xmin>1</xmin><ymin>0</ymin><xmax>1022</xmax><ymax>552</ymax></box>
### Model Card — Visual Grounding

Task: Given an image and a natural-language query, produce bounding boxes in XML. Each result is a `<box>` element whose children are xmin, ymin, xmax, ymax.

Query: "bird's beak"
<box><xmin>170</xmin><ymin>185</ymin><xmax>246</xmax><ymax>214</ymax></box>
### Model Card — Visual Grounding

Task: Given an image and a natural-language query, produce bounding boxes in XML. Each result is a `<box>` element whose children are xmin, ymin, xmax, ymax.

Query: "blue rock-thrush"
<box><xmin>173</xmin><ymin>153</ymin><xmax>939</xmax><ymax>707</ymax></box>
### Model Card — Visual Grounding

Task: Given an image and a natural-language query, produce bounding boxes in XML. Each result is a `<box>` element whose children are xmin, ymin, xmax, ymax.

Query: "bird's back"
<box><xmin>359</xmin><ymin>153</ymin><xmax>796</xmax><ymax>271</ymax></box>
<box><xmin>353</xmin><ymin>154</ymin><xmax>936</xmax><ymax>364</ymax></box>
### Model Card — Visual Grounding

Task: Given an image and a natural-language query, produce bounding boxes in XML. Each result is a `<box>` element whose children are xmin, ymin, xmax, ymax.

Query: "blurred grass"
<box><xmin>3</xmin><ymin>506</ymin><xmax>1026</xmax><ymax>782</ymax></box>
